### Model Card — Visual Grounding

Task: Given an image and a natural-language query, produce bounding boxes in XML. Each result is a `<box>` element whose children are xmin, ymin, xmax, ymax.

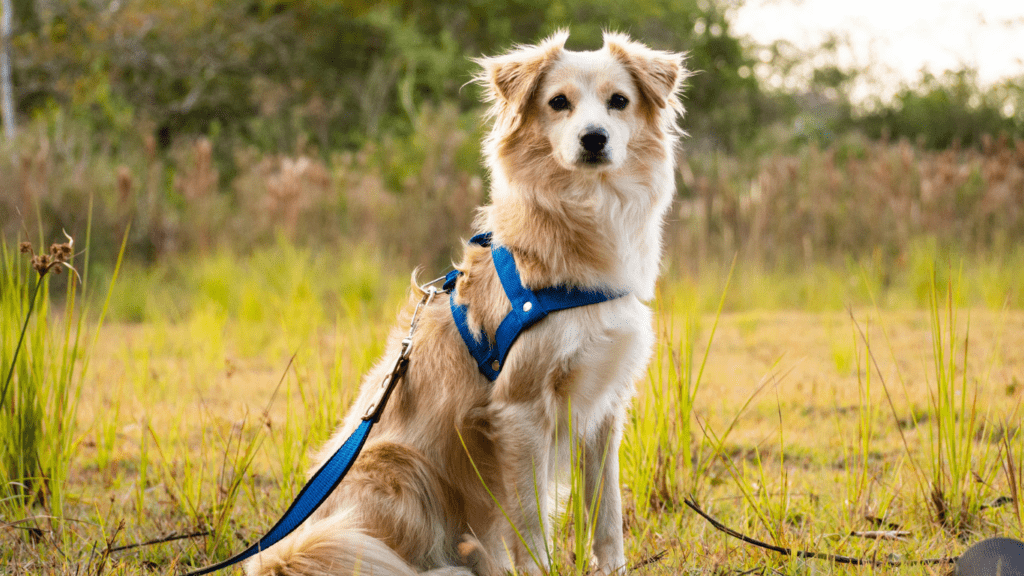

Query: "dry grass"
<box><xmin>3</xmin><ymin>113</ymin><xmax>1024</xmax><ymax>273</ymax></box>
<box><xmin>671</xmin><ymin>133</ymin><xmax>1024</xmax><ymax>271</ymax></box>
<box><xmin>0</xmin><ymin>105</ymin><xmax>483</xmax><ymax>268</ymax></box>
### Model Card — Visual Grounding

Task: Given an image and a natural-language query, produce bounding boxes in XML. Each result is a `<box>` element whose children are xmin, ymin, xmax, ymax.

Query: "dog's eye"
<box><xmin>609</xmin><ymin>94</ymin><xmax>629</xmax><ymax>110</ymax></box>
<box><xmin>548</xmin><ymin>95</ymin><xmax>570</xmax><ymax>111</ymax></box>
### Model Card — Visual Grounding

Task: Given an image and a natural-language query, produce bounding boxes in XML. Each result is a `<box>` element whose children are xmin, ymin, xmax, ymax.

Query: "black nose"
<box><xmin>580</xmin><ymin>128</ymin><xmax>608</xmax><ymax>153</ymax></box>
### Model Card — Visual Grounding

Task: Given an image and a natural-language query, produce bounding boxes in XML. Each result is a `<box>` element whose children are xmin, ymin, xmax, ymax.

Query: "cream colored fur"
<box><xmin>244</xmin><ymin>31</ymin><xmax>685</xmax><ymax>576</ymax></box>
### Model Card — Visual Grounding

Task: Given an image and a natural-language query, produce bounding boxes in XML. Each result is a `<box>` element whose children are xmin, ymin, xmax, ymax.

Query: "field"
<box><xmin>3</xmin><ymin>1</ymin><xmax>1024</xmax><ymax>572</ymax></box>
<box><xmin>2</xmin><ymin>241</ymin><xmax>1022</xmax><ymax>575</ymax></box>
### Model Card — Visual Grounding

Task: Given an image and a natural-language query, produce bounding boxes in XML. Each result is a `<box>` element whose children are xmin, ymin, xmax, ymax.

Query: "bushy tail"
<box><xmin>244</xmin><ymin>515</ymin><xmax>418</xmax><ymax>576</ymax></box>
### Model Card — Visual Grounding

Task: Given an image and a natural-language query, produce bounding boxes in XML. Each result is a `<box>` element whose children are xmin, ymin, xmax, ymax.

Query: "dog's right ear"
<box><xmin>475</xmin><ymin>31</ymin><xmax>568</xmax><ymax>116</ymax></box>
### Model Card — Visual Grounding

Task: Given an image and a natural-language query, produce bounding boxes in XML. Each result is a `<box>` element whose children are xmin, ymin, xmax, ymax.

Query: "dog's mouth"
<box><xmin>577</xmin><ymin>151</ymin><xmax>612</xmax><ymax>167</ymax></box>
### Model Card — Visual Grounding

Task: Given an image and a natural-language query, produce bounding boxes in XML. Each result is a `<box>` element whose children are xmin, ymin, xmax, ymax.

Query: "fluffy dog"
<box><xmin>246</xmin><ymin>31</ymin><xmax>685</xmax><ymax>576</ymax></box>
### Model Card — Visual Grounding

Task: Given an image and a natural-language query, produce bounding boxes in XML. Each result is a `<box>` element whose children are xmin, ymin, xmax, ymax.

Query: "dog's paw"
<box><xmin>591</xmin><ymin>555</ymin><xmax>628</xmax><ymax>576</ymax></box>
<box><xmin>456</xmin><ymin>534</ymin><xmax>482</xmax><ymax>567</ymax></box>
<box><xmin>457</xmin><ymin>533</ymin><xmax>497</xmax><ymax>575</ymax></box>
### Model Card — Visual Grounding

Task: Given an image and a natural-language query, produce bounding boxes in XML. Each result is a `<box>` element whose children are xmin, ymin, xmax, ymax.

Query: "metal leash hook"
<box><xmin>362</xmin><ymin>286</ymin><xmax>438</xmax><ymax>421</ymax></box>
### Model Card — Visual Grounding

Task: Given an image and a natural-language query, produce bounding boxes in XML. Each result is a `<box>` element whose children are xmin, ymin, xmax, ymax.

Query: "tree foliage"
<box><xmin>858</xmin><ymin>69</ymin><xmax>1024</xmax><ymax>149</ymax></box>
<box><xmin>7</xmin><ymin>0</ymin><xmax>761</xmax><ymax>152</ymax></box>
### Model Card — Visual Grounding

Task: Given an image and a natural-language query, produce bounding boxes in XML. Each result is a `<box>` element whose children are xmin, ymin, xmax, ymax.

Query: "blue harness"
<box><xmin>444</xmin><ymin>232</ymin><xmax>626</xmax><ymax>381</ymax></box>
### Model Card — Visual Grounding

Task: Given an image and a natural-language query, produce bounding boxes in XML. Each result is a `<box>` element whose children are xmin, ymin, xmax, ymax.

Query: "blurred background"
<box><xmin>1</xmin><ymin>0</ymin><xmax>1023</xmax><ymax>303</ymax></box>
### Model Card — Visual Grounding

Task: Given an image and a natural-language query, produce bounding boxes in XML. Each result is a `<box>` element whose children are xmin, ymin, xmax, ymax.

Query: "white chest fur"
<box><xmin>514</xmin><ymin>294</ymin><xmax>654</xmax><ymax>437</ymax></box>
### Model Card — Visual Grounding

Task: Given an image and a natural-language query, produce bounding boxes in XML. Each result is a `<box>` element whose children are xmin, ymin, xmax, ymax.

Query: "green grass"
<box><xmin>0</xmin><ymin>229</ymin><xmax>126</xmax><ymax>563</ymax></box>
<box><xmin>2</xmin><ymin>241</ymin><xmax>1023</xmax><ymax>574</ymax></box>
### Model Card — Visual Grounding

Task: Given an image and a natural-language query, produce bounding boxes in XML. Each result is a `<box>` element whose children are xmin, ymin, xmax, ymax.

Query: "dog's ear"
<box><xmin>604</xmin><ymin>32</ymin><xmax>686</xmax><ymax>111</ymax></box>
<box><xmin>475</xmin><ymin>31</ymin><xmax>568</xmax><ymax>115</ymax></box>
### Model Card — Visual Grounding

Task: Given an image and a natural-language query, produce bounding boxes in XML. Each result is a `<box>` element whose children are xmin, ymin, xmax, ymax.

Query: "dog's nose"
<box><xmin>580</xmin><ymin>128</ymin><xmax>608</xmax><ymax>153</ymax></box>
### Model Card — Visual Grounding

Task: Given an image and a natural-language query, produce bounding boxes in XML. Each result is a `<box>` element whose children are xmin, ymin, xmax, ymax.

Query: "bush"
<box><xmin>858</xmin><ymin>69</ymin><xmax>1024</xmax><ymax>149</ymax></box>
<box><xmin>0</xmin><ymin>104</ymin><xmax>483</xmax><ymax>270</ymax></box>
<box><xmin>669</xmin><ymin>133</ymin><xmax>1024</xmax><ymax>272</ymax></box>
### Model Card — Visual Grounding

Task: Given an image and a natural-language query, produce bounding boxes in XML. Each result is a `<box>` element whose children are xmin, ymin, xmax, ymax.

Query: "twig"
<box><xmin>629</xmin><ymin>549</ymin><xmax>667</xmax><ymax>572</ymax></box>
<box><xmin>849</xmin><ymin>530</ymin><xmax>911</xmax><ymax>541</ymax></box>
<box><xmin>684</xmin><ymin>497</ymin><xmax>955</xmax><ymax>566</ymax></box>
<box><xmin>94</xmin><ymin>520</ymin><xmax>125</xmax><ymax>576</ymax></box>
<box><xmin>110</xmin><ymin>530</ymin><xmax>210</xmax><ymax>553</ymax></box>
<box><xmin>263</xmin><ymin>351</ymin><xmax>298</xmax><ymax>421</ymax></box>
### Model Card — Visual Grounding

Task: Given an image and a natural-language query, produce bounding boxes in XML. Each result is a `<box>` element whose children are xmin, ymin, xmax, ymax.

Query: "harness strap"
<box><xmin>447</xmin><ymin>233</ymin><xmax>626</xmax><ymax>381</ymax></box>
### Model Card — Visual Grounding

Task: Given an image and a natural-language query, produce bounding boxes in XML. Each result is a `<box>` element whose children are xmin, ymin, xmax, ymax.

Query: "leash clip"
<box><xmin>362</xmin><ymin>287</ymin><xmax>437</xmax><ymax>421</ymax></box>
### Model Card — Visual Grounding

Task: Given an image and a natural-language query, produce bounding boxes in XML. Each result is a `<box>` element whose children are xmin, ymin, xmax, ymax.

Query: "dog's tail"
<box><xmin>243</xmin><ymin>514</ymin><xmax>419</xmax><ymax>576</ymax></box>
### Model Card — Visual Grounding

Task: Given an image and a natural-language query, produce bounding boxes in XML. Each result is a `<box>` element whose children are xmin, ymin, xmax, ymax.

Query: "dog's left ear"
<box><xmin>475</xmin><ymin>31</ymin><xmax>569</xmax><ymax>116</ymax></box>
<box><xmin>604</xmin><ymin>32</ymin><xmax>686</xmax><ymax>111</ymax></box>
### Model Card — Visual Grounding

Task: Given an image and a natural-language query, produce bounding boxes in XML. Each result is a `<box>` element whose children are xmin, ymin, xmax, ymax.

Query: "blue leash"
<box><xmin>182</xmin><ymin>288</ymin><xmax>436</xmax><ymax>575</ymax></box>
<box><xmin>183</xmin><ymin>419</ymin><xmax>375</xmax><ymax>575</ymax></box>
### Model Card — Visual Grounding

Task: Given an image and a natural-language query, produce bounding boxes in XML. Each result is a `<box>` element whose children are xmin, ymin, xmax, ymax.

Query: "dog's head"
<box><xmin>476</xmin><ymin>31</ymin><xmax>686</xmax><ymax>175</ymax></box>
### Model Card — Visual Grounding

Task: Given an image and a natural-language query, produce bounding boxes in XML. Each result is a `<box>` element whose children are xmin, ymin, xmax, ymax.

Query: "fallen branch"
<box><xmin>849</xmin><ymin>530</ymin><xmax>911</xmax><ymax>541</ymax></box>
<box><xmin>110</xmin><ymin>531</ymin><xmax>210</xmax><ymax>554</ymax></box>
<box><xmin>684</xmin><ymin>497</ymin><xmax>954</xmax><ymax>567</ymax></box>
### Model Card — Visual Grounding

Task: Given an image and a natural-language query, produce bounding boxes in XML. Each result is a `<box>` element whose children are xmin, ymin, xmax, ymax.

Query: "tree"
<box><xmin>1</xmin><ymin>0</ymin><xmax>15</xmax><ymax>139</ymax></box>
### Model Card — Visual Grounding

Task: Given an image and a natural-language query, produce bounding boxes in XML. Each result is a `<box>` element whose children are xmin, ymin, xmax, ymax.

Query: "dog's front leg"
<box><xmin>585</xmin><ymin>411</ymin><xmax>627</xmax><ymax>575</ymax></box>
<box><xmin>491</xmin><ymin>403</ymin><xmax>552</xmax><ymax>575</ymax></box>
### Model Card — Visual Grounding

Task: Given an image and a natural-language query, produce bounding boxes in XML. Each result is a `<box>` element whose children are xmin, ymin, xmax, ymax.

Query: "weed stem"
<box><xmin>1</xmin><ymin>274</ymin><xmax>43</xmax><ymax>412</ymax></box>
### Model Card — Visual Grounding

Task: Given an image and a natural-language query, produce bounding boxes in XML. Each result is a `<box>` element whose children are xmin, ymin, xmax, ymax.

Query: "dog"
<box><xmin>245</xmin><ymin>31</ymin><xmax>685</xmax><ymax>576</ymax></box>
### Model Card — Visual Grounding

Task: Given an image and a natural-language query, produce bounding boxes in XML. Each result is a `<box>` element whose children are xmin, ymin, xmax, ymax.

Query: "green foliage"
<box><xmin>0</xmin><ymin>228</ymin><xmax>125</xmax><ymax>541</ymax></box>
<box><xmin>7</xmin><ymin>0</ymin><xmax>763</xmax><ymax>153</ymax></box>
<box><xmin>0</xmin><ymin>240</ymin><xmax>81</xmax><ymax>524</ymax></box>
<box><xmin>923</xmin><ymin>270</ymin><xmax>998</xmax><ymax>534</ymax></box>
<box><xmin>859</xmin><ymin>69</ymin><xmax>1024</xmax><ymax>149</ymax></box>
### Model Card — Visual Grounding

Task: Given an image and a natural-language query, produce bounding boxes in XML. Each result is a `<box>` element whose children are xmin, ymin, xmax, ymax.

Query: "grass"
<box><xmin>1</xmin><ymin>241</ymin><xmax>1023</xmax><ymax>574</ymax></box>
<box><xmin>0</xmin><ymin>228</ymin><xmax>127</xmax><ymax>564</ymax></box>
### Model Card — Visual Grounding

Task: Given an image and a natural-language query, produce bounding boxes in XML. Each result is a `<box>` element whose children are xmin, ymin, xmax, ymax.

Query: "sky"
<box><xmin>731</xmin><ymin>0</ymin><xmax>1024</xmax><ymax>102</ymax></box>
